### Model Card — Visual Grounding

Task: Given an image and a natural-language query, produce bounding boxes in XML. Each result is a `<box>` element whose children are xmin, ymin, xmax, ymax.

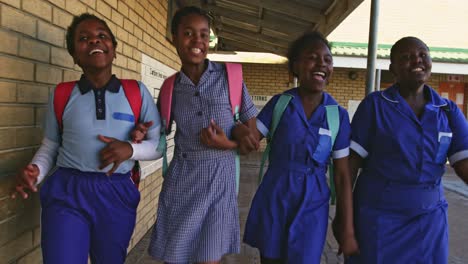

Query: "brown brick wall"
<box><xmin>0</xmin><ymin>0</ymin><xmax>179</xmax><ymax>262</ymax></box>
<box><xmin>243</xmin><ymin>65</ymin><xmax>465</xmax><ymax>112</ymax></box>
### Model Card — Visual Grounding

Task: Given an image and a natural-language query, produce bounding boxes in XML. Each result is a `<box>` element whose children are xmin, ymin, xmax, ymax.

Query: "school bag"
<box><xmin>157</xmin><ymin>63</ymin><xmax>243</xmax><ymax>193</ymax></box>
<box><xmin>53</xmin><ymin>79</ymin><xmax>143</xmax><ymax>188</ymax></box>
<box><xmin>258</xmin><ymin>93</ymin><xmax>340</xmax><ymax>204</ymax></box>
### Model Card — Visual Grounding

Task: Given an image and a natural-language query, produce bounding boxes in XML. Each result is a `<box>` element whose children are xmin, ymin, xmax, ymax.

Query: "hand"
<box><xmin>11</xmin><ymin>164</ymin><xmax>39</xmax><ymax>199</ymax></box>
<box><xmin>98</xmin><ymin>135</ymin><xmax>133</xmax><ymax>175</ymax></box>
<box><xmin>333</xmin><ymin>217</ymin><xmax>360</xmax><ymax>257</ymax></box>
<box><xmin>232</xmin><ymin>123</ymin><xmax>259</xmax><ymax>154</ymax></box>
<box><xmin>332</xmin><ymin>217</ymin><xmax>340</xmax><ymax>244</ymax></box>
<box><xmin>339</xmin><ymin>233</ymin><xmax>360</xmax><ymax>258</ymax></box>
<box><xmin>200</xmin><ymin>119</ymin><xmax>234</xmax><ymax>150</ymax></box>
<box><xmin>130</xmin><ymin>121</ymin><xmax>153</xmax><ymax>143</ymax></box>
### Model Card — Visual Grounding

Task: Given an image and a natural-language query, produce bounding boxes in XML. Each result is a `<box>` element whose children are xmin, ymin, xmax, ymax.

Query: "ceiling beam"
<box><xmin>219</xmin><ymin>25</ymin><xmax>289</xmax><ymax>48</ymax></box>
<box><xmin>218</xmin><ymin>32</ymin><xmax>287</xmax><ymax>55</ymax></box>
<box><xmin>202</xmin><ymin>4</ymin><xmax>305</xmax><ymax>36</ymax></box>
<box><xmin>233</xmin><ymin>0</ymin><xmax>324</xmax><ymax>23</ymax></box>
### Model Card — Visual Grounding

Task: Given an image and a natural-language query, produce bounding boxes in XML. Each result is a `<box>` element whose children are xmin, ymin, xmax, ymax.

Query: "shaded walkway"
<box><xmin>125</xmin><ymin>153</ymin><xmax>343</xmax><ymax>264</ymax></box>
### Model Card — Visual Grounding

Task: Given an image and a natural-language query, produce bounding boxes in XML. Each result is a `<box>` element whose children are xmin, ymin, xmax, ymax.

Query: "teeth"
<box><xmin>191</xmin><ymin>48</ymin><xmax>201</xmax><ymax>54</ymax></box>
<box><xmin>312</xmin><ymin>71</ymin><xmax>325</xmax><ymax>76</ymax></box>
<box><xmin>412</xmin><ymin>68</ymin><xmax>423</xmax><ymax>72</ymax></box>
<box><xmin>89</xmin><ymin>49</ymin><xmax>104</xmax><ymax>55</ymax></box>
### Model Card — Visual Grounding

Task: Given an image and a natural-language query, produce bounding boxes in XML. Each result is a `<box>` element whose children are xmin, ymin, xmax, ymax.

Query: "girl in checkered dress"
<box><xmin>145</xmin><ymin>6</ymin><xmax>258</xmax><ymax>264</ymax></box>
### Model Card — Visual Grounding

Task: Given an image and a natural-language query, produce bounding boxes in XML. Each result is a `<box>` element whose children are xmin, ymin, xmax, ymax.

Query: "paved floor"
<box><xmin>126</xmin><ymin>154</ymin><xmax>468</xmax><ymax>264</ymax></box>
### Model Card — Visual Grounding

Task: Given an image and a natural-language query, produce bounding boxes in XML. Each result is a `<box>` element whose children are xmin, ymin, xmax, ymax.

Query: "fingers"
<box><xmin>142</xmin><ymin>120</ymin><xmax>153</xmax><ymax>129</ymax></box>
<box><xmin>130</xmin><ymin>121</ymin><xmax>153</xmax><ymax>143</ymax></box>
<box><xmin>98</xmin><ymin>135</ymin><xmax>116</xmax><ymax>143</ymax></box>
<box><xmin>131</xmin><ymin>131</ymin><xmax>145</xmax><ymax>143</ymax></box>
<box><xmin>13</xmin><ymin>185</ymin><xmax>29</xmax><ymax>199</ymax></box>
<box><xmin>106</xmin><ymin>161</ymin><xmax>120</xmax><ymax>176</ymax></box>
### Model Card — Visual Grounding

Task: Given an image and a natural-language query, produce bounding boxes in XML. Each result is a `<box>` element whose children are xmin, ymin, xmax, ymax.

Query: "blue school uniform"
<box><xmin>148</xmin><ymin>61</ymin><xmax>258</xmax><ymax>263</ymax></box>
<box><xmin>348</xmin><ymin>84</ymin><xmax>468</xmax><ymax>264</ymax></box>
<box><xmin>243</xmin><ymin>88</ymin><xmax>351</xmax><ymax>264</ymax></box>
<box><xmin>40</xmin><ymin>75</ymin><xmax>160</xmax><ymax>264</ymax></box>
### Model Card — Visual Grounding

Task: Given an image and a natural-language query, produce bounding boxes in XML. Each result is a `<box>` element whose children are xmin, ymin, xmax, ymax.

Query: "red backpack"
<box><xmin>157</xmin><ymin>63</ymin><xmax>243</xmax><ymax>193</ymax></box>
<box><xmin>53</xmin><ymin>79</ymin><xmax>142</xmax><ymax>188</ymax></box>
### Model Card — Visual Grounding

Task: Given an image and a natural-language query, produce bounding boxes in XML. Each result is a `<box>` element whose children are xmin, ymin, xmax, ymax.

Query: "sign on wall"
<box><xmin>141</xmin><ymin>54</ymin><xmax>177</xmax><ymax>98</ymax></box>
<box><xmin>139</xmin><ymin>54</ymin><xmax>177</xmax><ymax>177</ymax></box>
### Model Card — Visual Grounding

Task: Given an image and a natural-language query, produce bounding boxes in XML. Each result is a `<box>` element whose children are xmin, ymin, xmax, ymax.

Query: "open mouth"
<box><xmin>411</xmin><ymin>67</ymin><xmax>424</xmax><ymax>72</ymax></box>
<box><xmin>89</xmin><ymin>49</ymin><xmax>105</xmax><ymax>55</ymax></box>
<box><xmin>189</xmin><ymin>48</ymin><xmax>204</xmax><ymax>55</ymax></box>
<box><xmin>312</xmin><ymin>71</ymin><xmax>327</xmax><ymax>80</ymax></box>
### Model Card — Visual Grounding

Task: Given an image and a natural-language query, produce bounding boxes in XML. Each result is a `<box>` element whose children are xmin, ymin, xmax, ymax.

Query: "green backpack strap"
<box><xmin>325</xmin><ymin>105</ymin><xmax>340</xmax><ymax>205</ymax></box>
<box><xmin>259</xmin><ymin>94</ymin><xmax>293</xmax><ymax>183</ymax></box>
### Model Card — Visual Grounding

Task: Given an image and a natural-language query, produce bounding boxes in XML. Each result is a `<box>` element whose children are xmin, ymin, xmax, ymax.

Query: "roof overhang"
<box><xmin>182</xmin><ymin>0</ymin><xmax>365</xmax><ymax>56</ymax></box>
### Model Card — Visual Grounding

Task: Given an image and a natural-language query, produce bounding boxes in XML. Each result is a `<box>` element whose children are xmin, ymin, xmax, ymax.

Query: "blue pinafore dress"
<box><xmin>244</xmin><ymin>88</ymin><xmax>351</xmax><ymax>264</ymax></box>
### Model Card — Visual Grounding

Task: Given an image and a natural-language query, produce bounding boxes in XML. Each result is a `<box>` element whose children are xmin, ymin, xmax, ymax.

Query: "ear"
<box><xmin>292</xmin><ymin>60</ymin><xmax>299</xmax><ymax>77</ymax></box>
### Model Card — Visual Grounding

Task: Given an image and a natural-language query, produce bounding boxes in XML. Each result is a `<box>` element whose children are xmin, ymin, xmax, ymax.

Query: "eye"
<box><xmin>400</xmin><ymin>54</ymin><xmax>410</xmax><ymax>60</ymax></box>
<box><xmin>98</xmin><ymin>33</ymin><xmax>108</xmax><ymax>39</ymax></box>
<box><xmin>183</xmin><ymin>30</ymin><xmax>193</xmax><ymax>37</ymax></box>
<box><xmin>78</xmin><ymin>36</ymin><xmax>88</xmax><ymax>41</ymax></box>
<box><xmin>201</xmin><ymin>32</ymin><xmax>209</xmax><ymax>40</ymax></box>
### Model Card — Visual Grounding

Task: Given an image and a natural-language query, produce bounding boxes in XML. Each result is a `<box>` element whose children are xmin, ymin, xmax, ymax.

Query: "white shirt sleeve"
<box><xmin>31</xmin><ymin>137</ymin><xmax>59</xmax><ymax>184</ymax></box>
<box><xmin>129</xmin><ymin>124</ymin><xmax>162</xmax><ymax>161</ymax></box>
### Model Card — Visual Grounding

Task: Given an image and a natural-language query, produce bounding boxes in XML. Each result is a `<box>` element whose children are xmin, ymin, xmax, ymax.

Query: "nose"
<box><xmin>410</xmin><ymin>54</ymin><xmax>422</xmax><ymax>63</ymax></box>
<box><xmin>88</xmin><ymin>36</ymin><xmax>100</xmax><ymax>45</ymax></box>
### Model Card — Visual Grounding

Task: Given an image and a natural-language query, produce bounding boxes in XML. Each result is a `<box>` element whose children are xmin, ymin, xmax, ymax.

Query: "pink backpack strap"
<box><xmin>120</xmin><ymin>79</ymin><xmax>141</xmax><ymax>124</ymax></box>
<box><xmin>225</xmin><ymin>62</ymin><xmax>243</xmax><ymax>121</ymax></box>
<box><xmin>54</xmin><ymin>81</ymin><xmax>77</xmax><ymax>133</ymax></box>
<box><xmin>159</xmin><ymin>73</ymin><xmax>177</xmax><ymax>133</ymax></box>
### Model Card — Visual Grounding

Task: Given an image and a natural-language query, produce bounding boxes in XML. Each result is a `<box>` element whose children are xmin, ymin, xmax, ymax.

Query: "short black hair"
<box><xmin>171</xmin><ymin>6</ymin><xmax>211</xmax><ymax>35</ymax></box>
<box><xmin>66</xmin><ymin>13</ymin><xmax>117</xmax><ymax>56</ymax></box>
<box><xmin>390</xmin><ymin>36</ymin><xmax>429</xmax><ymax>63</ymax></box>
<box><xmin>287</xmin><ymin>31</ymin><xmax>331</xmax><ymax>77</ymax></box>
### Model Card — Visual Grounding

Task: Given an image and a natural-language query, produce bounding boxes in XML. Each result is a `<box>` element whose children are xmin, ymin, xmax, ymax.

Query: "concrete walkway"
<box><xmin>126</xmin><ymin>154</ymin><xmax>468</xmax><ymax>264</ymax></box>
<box><xmin>125</xmin><ymin>153</ymin><xmax>343</xmax><ymax>264</ymax></box>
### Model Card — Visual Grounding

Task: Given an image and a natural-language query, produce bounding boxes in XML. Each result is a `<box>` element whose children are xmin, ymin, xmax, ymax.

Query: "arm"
<box><xmin>453</xmin><ymin>158</ymin><xmax>468</xmax><ymax>184</ymax></box>
<box><xmin>333</xmin><ymin>157</ymin><xmax>359</xmax><ymax>256</ymax></box>
<box><xmin>12</xmin><ymin>138</ymin><xmax>59</xmax><ymax>199</ymax></box>
<box><xmin>200</xmin><ymin>119</ymin><xmax>238</xmax><ymax>150</ymax></box>
<box><xmin>99</xmin><ymin>82</ymin><xmax>162</xmax><ymax>175</ymax></box>
<box><xmin>231</xmin><ymin>117</ymin><xmax>261</xmax><ymax>154</ymax></box>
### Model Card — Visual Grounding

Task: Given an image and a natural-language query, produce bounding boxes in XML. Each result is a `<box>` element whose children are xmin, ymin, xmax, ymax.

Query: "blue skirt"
<box><xmin>347</xmin><ymin>178</ymin><xmax>448</xmax><ymax>264</ymax></box>
<box><xmin>244</xmin><ymin>164</ymin><xmax>330</xmax><ymax>264</ymax></box>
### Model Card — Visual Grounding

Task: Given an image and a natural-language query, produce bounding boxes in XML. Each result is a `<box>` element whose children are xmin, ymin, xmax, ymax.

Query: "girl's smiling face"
<box><xmin>294</xmin><ymin>40</ymin><xmax>333</xmax><ymax>93</ymax></box>
<box><xmin>72</xmin><ymin>18</ymin><xmax>116</xmax><ymax>71</ymax></box>
<box><xmin>172</xmin><ymin>14</ymin><xmax>210</xmax><ymax>66</ymax></box>
<box><xmin>390</xmin><ymin>38</ymin><xmax>432</xmax><ymax>88</ymax></box>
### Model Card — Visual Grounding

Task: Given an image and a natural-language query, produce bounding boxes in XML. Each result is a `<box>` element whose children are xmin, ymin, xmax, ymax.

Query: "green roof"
<box><xmin>330</xmin><ymin>42</ymin><xmax>468</xmax><ymax>63</ymax></box>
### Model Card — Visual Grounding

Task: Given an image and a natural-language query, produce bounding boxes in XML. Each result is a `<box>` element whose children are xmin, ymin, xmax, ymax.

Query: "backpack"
<box><xmin>258</xmin><ymin>93</ymin><xmax>340</xmax><ymax>204</ymax></box>
<box><xmin>53</xmin><ymin>79</ymin><xmax>142</xmax><ymax>188</ymax></box>
<box><xmin>157</xmin><ymin>63</ymin><xmax>243</xmax><ymax>193</ymax></box>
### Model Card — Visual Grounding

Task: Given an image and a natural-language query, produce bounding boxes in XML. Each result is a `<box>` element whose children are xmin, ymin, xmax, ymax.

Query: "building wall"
<box><xmin>242</xmin><ymin>63</ymin><xmax>467</xmax><ymax>114</ymax></box>
<box><xmin>0</xmin><ymin>0</ymin><xmax>179</xmax><ymax>262</ymax></box>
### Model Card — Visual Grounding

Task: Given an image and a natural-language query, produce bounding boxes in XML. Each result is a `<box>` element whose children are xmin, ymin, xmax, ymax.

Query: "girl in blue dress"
<box><xmin>347</xmin><ymin>37</ymin><xmax>468</xmax><ymax>264</ymax></box>
<box><xmin>242</xmin><ymin>32</ymin><xmax>359</xmax><ymax>264</ymax></box>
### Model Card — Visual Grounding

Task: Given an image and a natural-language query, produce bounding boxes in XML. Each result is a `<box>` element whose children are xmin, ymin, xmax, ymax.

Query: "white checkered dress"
<box><xmin>148</xmin><ymin>61</ymin><xmax>258</xmax><ymax>263</ymax></box>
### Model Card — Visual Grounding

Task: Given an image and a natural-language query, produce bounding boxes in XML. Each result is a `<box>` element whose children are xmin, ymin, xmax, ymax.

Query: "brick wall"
<box><xmin>0</xmin><ymin>0</ymin><xmax>179</xmax><ymax>262</ymax></box>
<box><xmin>243</xmin><ymin>65</ymin><xmax>463</xmax><ymax>110</ymax></box>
